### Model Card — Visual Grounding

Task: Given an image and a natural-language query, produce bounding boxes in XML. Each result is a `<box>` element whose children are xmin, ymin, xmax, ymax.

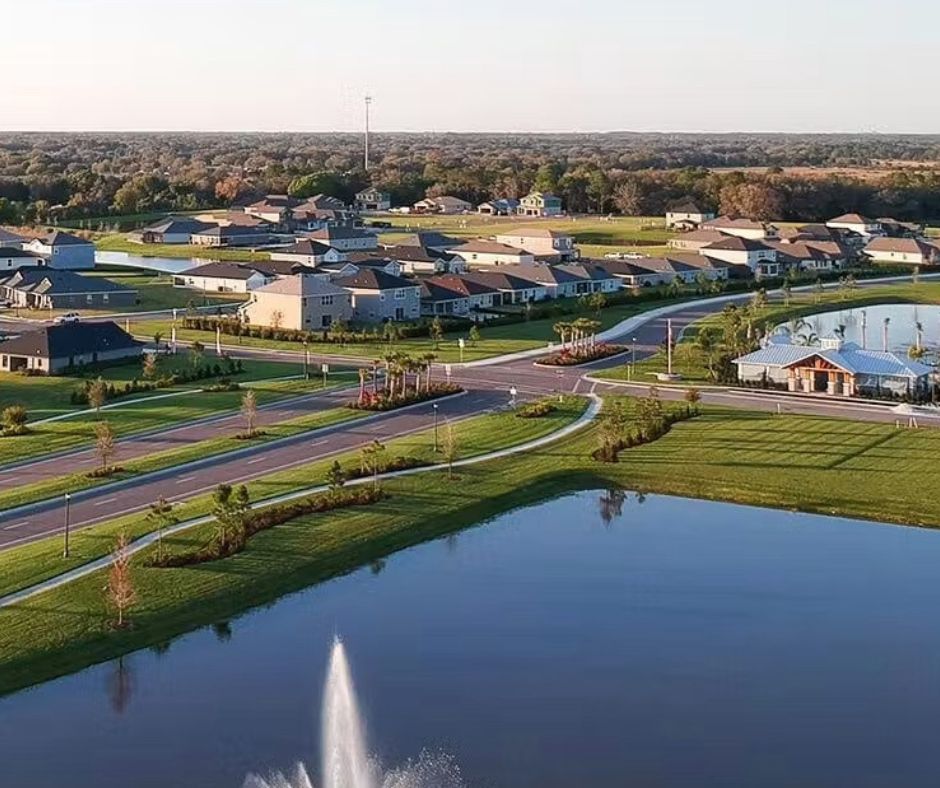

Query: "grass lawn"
<box><xmin>597</xmin><ymin>281</ymin><xmax>940</xmax><ymax>384</ymax></box>
<box><xmin>95</xmin><ymin>234</ymin><xmax>272</xmax><ymax>263</ymax></box>
<box><xmin>5</xmin><ymin>397</ymin><xmax>940</xmax><ymax>694</ymax></box>
<box><xmin>0</xmin><ymin>396</ymin><xmax>588</xmax><ymax>600</ymax></box>
<box><xmin>130</xmin><ymin>295</ymin><xmax>684</xmax><ymax>362</ymax></box>
<box><xmin>7</xmin><ymin>271</ymin><xmax>243</xmax><ymax>319</ymax></box>
<box><xmin>0</xmin><ymin>360</ymin><xmax>347</xmax><ymax>465</ymax></box>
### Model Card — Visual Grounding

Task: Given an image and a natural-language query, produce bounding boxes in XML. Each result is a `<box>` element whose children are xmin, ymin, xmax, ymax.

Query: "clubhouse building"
<box><xmin>734</xmin><ymin>335</ymin><xmax>933</xmax><ymax>397</ymax></box>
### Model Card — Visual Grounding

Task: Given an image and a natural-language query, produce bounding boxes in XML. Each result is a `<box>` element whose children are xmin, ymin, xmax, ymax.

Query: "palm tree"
<box><xmin>915</xmin><ymin>321</ymin><xmax>924</xmax><ymax>352</ymax></box>
<box><xmin>357</xmin><ymin>368</ymin><xmax>368</xmax><ymax>404</ymax></box>
<box><xmin>422</xmin><ymin>352</ymin><xmax>437</xmax><ymax>390</ymax></box>
<box><xmin>553</xmin><ymin>321</ymin><xmax>570</xmax><ymax>351</ymax></box>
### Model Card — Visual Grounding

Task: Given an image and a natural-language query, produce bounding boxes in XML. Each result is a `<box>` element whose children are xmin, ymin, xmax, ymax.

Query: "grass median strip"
<box><xmin>7</xmin><ymin>398</ymin><xmax>940</xmax><ymax>695</ymax></box>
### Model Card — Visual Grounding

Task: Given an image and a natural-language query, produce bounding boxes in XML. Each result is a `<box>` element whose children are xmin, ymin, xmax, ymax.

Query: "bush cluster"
<box><xmin>69</xmin><ymin>359</ymin><xmax>245</xmax><ymax>405</ymax></box>
<box><xmin>593</xmin><ymin>407</ymin><xmax>697</xmax><ymax>463</ymax></box>
<box><xmin>516</xmin><ymin>400</ymin><xmax>558</xmax><ymax>418</ymax></box>
<box><xmin>183</xmin><ymin>316</ymin><xmax>470</xmax><ymax>344</ymax></box>
<box><xmin>539</xmin><ymin>344</ymin><xmax>626</xmax><ymax>367</ymax></box>
<box><xmin>348</xmin><ymin>382</ymin><xmax>463</xmax><ymax>412</ymax></box>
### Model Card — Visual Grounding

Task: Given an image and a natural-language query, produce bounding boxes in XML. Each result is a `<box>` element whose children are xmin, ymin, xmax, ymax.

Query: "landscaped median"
<box><xmin>7</xmin><ymin>397</ymin><xmax>940</xmax><ymax>694</ymax></box>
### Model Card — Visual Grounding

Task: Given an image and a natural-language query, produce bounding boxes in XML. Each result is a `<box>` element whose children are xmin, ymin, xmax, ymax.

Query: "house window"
<box><xmin>321</xmin><ymin>295</ymin><xmax>334</xmax><ymax>306</ymax></box>
<box><xmin>102</xmin><ymin>293</ymin><xmax>109</xmax><ymax>303</ymax></box>
<box><xmin>86</xmin><ymin>294</ymin><xmax>93</xmax><ymax>303</ymax></box>
<box><xmin>394</xmin><ymin>289</ymin><xmax>406</xmax><ymax>300</ymax></box>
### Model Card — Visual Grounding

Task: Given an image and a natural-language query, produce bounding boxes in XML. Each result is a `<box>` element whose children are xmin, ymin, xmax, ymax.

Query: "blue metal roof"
<box><xmin>734</xmin><ymin>340</ymin><xmax>933</xmax><ymax>379</ymax></box>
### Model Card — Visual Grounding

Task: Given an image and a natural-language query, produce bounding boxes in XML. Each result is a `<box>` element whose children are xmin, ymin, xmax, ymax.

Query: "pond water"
<box><xmin>2</xmin><ymin>491</ymin><xmax>940</xmax><ymax>788</ymax></box>
<box><xmin>781</xmin><ymin>302</ymin><xmax>940</xmax><ymax>354</ymax></box>
<box><xmin>96</xmin><ymin>251</ymin><xmax>204</xmax><ymax>274</ymax></box>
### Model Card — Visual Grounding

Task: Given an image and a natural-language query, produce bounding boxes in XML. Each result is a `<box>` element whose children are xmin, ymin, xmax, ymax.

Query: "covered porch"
<box><xmin>785</xmin><ymin>356</ymin><xmax>857</xmax><ymax>396</ymax></box>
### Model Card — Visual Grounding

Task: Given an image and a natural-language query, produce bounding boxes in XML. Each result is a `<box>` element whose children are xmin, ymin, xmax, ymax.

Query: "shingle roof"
<box><xmin>254</xmin><ymin>274</ymin><xmax>349</xmax><ymax>297</ymax></box>
<box><xmin>423</xmin><ymin>274</ymin><xmax>500</xmax><ymax>297</ymax></box>
<box><xmin>280</xmin><ymin>239</ymin><xmax>337</xmax><ymax>257</ymax></box>
<box><xmin>450</xmin><ymin>240</ymin><xmax>530</xmax><ymax>256</ymax></box>
<box><xmin>703</xmin><ymin>236</ymin><xmax>771</xmax><ymax>252</ymax></box>
<box><xmin>864</xmin><ymin>237</ymin><xmax>939</xmax><ymax>256</ymax></box>
<box><xmin>184</xmin><ymin>262</ymin><xmax>268</xmax><ymax>280</ymax></box>
<box><xmin>334</xmin><ymin>269</ymin><xmax>417</xmax><ymax>290</ymax></box>
<box><xmin>396</xmin><ymin>232</ymin><xmax>461</xmax><ymax>251</ymax></box>
<box><xmin>36</xmin><ymin>230</ymin><xmax>91</xmax><ymax>247</ymax></box>
<box><xmin>828</xmin><ymin>213</ymin><xmax>875</xmax><ymax>225</ymax></box>
<box><xmin>0</xmin><ymin>228</ymin><xmax>27</xmax><ymax>246</ymax></box>
<box><xmin>141</xmin><ymin>217</ymin><xmax>214</xmax><ymax>235</ymax></box>
<box><xmin>495</xmin><ymin>228</ymin><xmax>571</xmax><ymax>240</ymax></box>
<box><xmin>0</xmin><ymin>267</ymin><xmax>136</xmax><ymax>295</ymax></box>
<box><xmin>0</xmin><ymin>247</ymin><xmax>45</xmax><ymax>260</ymax></box>
<box><xmin>309</xmin><ymin>226</ymin><xmax>375</xmax><ymax>241</ymax></box>
<box><xmin>0</xmin><ymin>321</ymin><xmax>140</xmax><ymax>359</ymax></box>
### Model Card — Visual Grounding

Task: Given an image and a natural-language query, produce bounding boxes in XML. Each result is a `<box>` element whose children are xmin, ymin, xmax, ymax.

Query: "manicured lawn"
<box><xmin>95</xmin><ymin>234</ymin><xmax>272</xmax><ymax>263</ymax></box>
<box><xmin>598</xmin><ymin>281</ymin><xmax>940</xmax><ymax>384</ymax></box>
<box><xmin>0</xmin><ymin>360</ymin><xmax>346</xmax><ymax>465</ymax></box>
<box><xmin>0</xmin><ymin>396</ymin><xmax>589</xmax><ymax>600</ymax></box>
<box><xmin>4</xmin><ymin>398</ymin><xmax>940</xmax><ymax>695</ymax></box>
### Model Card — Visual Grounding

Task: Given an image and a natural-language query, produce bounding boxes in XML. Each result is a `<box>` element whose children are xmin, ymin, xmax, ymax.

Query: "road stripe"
<box><xmin>246</xmin><ymin>457</ymin><xmax>266</xmax><ymax>465</ymax></box>
<box><xmin>94</xmin><ymin>498</ymin><xmax>117</xmax><ymax>507</ymax></box>
<box><xmin>175</xmin><ymin>476</ymin><xmax>194</xmax><ymax>484</ymax></box>
<box><xmin>3</xmin><ymin>521</ymin><xmax>29</xmax><ymax>531</ymax></box>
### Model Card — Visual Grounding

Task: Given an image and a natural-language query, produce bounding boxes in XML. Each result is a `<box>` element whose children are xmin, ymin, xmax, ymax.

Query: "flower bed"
<box><xmin>538</xmin><ymin>344</ymin><xmax>626</xmax><ymax>367</ymax></box>
<box><xmin>348</xmin><ymin>382</ymin><xmax>463</xmax><ymax>412</ymax></box>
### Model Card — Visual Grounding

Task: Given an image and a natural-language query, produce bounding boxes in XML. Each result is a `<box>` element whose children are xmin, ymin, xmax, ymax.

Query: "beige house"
<box><xmin>667</xmin><ymin>228</ymin><xmax>728</xmax><ymax>251</ymax></box>
<box><xmin>826</xmin><ymin>213</ymin><xmax>883</xmax><ymax>238</ymax></box>
<box><xmin>413</xmin><ymin>196</ymin><xmax>472</xmax><ymax>214</ymax></box>
<box><xmin>862</xmin><ymin>237</ymin><xmax>940</xmax><ymax>266</ymax></box>
<box><xmin>447</xmin><ymin>239</ymin><xmax>536</xmax><ymax>267</ymax></box>
<box><xmin>494</xmin><ymin>228</ymin><xmax>577</xmax><ymax>262</ymax></box>
<box><xmin>665</xmin><ymin>200</ymin><xmax>715</xmax><ymax>229</ymax></box>
<box><xmin>702</xmin><ymin>216</ymin><xmax>777</xmax><ymax>241</ymax></box>
<box><xmin>517</xmin><ymin>192</ymin><xmax>563</xmax><ymax>217</ymax></box>
<box><xmin>239</xmin><ymin>274</ymin><xmax>353</xmax><ymax>331</ymax></box>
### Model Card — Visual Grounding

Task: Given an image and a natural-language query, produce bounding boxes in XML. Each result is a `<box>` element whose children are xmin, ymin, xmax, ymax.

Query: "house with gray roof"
<box><xmin>307</xmin><ymin>225</ymin><xmax>378</xmax><ymax>252</ymax></box>
<box><xmin>132</xmin><ymin>217</ymin><xmax>216</xmax><ymax>244</ymax></box>
<box><xmin>239</xmin><ymin>274</ymin><xmax>353</xmax><ymax>331</ymax></box>
<box><xmin>172</xmin><ymin>262</ymin><xmax>272</xmax><ymax>293</ymax></box>
<box><xmin>190</xmin><ymin>224</ymin><xmax>275</xmax><ymax>248</ymax></box>
<box><xmin>0</xmin><ymin>247</ymin><xmax>46</xmax><ymax>273</ymax></box>
<box><xmin>0</xmin><ymin>268</ymin><xmax>137</xmax><ymax>310</ymax></box>
<box><xmin>334</xmin><ymin>269</ymin><xmax>421</xmax><ymax>323</ymax></box>
<box><xmin>0</xmin><ymin>321</ymin><xmax>142</xmax><ymax>375</ymax></box>
<box><xmin>0</xmin><ymin>228</ymin><xmax>27</xmax><ymax>249</ymax></box>
<box><xmin>25</xmin><ymin>231</ymin><xmax>95</xmax><ymax>270</ymax></box>
<box><xmin>419</xmin><ymin>275</ymin><xmax>500</xmax><ymax>318</ymax></box>
<box><xmin>734</xmin><ymin>335</ymin><xmax>933</xmax><ymax>397</ymax></box>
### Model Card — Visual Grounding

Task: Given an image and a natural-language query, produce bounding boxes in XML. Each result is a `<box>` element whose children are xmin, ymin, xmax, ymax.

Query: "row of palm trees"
<box><xmin>552</xmin><ymin>318</ymin><xmax>603</xmax><ymax>356</ymax></box>
<box><xmin>357</xmin><ymin>351</ymin><xmax>439</xmax><ymax>403</ymax></box>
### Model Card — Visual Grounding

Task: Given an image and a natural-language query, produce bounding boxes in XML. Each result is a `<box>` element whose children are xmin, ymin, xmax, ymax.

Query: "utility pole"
<box><xmin>63</xmin><ymin>492</ymin><xmax>71</xmax><ymax>558</ymax></box>
<box><xmin>667</xmin><ymin>319</ymin><xmax>674</xmax><ymax>376</ymax></box>
<box><xmin>364</xmin><ymin>95</ymin><xmax>372</xmax><ymax>171</ymax></box>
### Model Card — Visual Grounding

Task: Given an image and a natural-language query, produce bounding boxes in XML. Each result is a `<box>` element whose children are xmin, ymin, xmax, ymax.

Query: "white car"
<box><xmin>54</xmin><ymin>312</ymin><xmax>81</xmax><ymax>325</ymax></box>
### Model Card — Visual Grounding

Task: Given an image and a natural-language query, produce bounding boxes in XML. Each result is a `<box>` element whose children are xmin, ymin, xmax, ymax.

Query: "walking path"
<box><xmin>0</xmin><ymin>393</ymin><xmax>601</xmax><ymax>609</ymax></box>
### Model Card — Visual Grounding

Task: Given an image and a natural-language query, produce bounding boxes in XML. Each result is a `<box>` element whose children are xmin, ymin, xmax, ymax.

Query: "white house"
<box><xmin>862</xmin><ymin>237</ymin><xmax>940</xmax><ymax>266</ymax></box>
<box><xmin>270</xmin><ymin>240</ymin><xmax>347</xmax><ymax>267</ymax></box>
<box><xmin>307</xmin><ymin>226</ymin><xmax>378</xmax><ymax>252</ymax></box>
<box><xmin>517</xmin><ymin>192</ymin><xmax>563</xmax><ymax>217</ymax></box>
<box><xmin>25</xmin><ymin>231</ymin><xmax>95</xmax><ymax>270</ymax></box>
<box><xmin>413</xmin><ymin>196</ymin><xmax>472</xmax><ymax>214</ymax></box>
<box><xmin>0</xmin><ymin>247</ymin><xmax>46</xmax><ymax>272</ymax></box>
<box><xmin>494</xmin><ymin>228</ymin><xmax>577</xmax><ymax>262</ymax></box>
<box><xmin>447</xmin><ymin>239</ymin><xmax>536</xmax><ymax>267</ymax></box>
<box><xmin>702</xmin><ymin>216</ymin><xmax>777</xmax><ymax>241</ymax></box>
<box><xmin>354</xmin><ymin>188</ymin><xmax>391</xmax><ymax>212</ymax></box>
<box><xmin>665</xmin><ymin>200</ymin><xmax>716</xmax><ymax>229</ymax></box>
<box><xmin>826</xmin><ymin>214</ymin><xmax>884</xmax><ymax>239</ymax></box>
<box><xmin>477</xmin><ymin>198</ymin><xmax>519</xmax><ymax>216</ymax></box>
<box><xmin>700</xmin><ymin>236</ymin><xmax>779</xmax><ymax>276</ymax></box>
<box><xmin>172</xmin><ymin>262</ymin><xmax>271</xmax><ymax>293</ymax></box>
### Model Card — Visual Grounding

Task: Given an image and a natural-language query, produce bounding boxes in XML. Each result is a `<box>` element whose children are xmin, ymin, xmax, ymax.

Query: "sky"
<box><xmin>5</xmin><ymin>0</ymin><xmax>940</xmax><ymax>134</ymax></box>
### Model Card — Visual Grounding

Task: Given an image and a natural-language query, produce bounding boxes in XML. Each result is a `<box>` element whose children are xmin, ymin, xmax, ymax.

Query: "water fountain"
<box><xmin>244</xmin><ymin>638</ymin><xmax>463</xmax><ymax>788</ymax></box>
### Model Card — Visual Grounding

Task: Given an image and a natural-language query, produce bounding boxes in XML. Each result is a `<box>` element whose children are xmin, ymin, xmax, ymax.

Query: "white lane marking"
<box><xmin>2</xmin><ymin>521</ymin><xmax>30</xmax><ymax>531</ymax></box>
<box><xmin>175</xmin><ymin>476</ymin><xmax>195</xmax><ymax>484</ymax></box>
<box><xmin>94</xmin><ymin>498</ymin><xmax>117</xmax><ymax>507</ymax></box>
<box><xmin>246</xmin><ymin>457</ymin><xmax>266</xmax><ymax>465</ymax></box>
<box><xmin>308</xmin><ymin>440</ymin><xmax>328</xmax><ymax>447</ymax></box>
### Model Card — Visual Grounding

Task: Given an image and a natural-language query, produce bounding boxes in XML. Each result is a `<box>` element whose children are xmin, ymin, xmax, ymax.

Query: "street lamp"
<box><xmin>432</xmin><ymin>403</ymin><xmax>439</xmax><ymax>452</ymax></box>
<box><xmin>302</xmin><ymin>340</ymin><xmax>309</xmax><ymax>380</ymax></box>
<box><xmin>631</xmin><ymin>336</ymin><xmax>637</xmax><ymax>380</ymax></box>
<box><xmin>63</xmin><ymin>492</ymin><xmax>71</xmax><ymax>558</ymax></box>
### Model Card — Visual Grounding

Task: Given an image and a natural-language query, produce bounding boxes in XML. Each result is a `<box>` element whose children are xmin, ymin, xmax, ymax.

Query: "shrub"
<box><xmin>539</xmin><ymin>344</ymin><xmax>626</xmax><ymax>367</ymax></box>
<box><xmin>1</xmin><ymin>404</ymin><xmax>29</xmax><ymax>437</ymax></box>
<box><xmin>348</xmin><ymin>382</ymin><xmax>463</xmax><ymax>412</ymax></box>
<box><xmin>516</xmin><ymin>400</ymin><xmax>557</xmax><ymax>419</ymax></box>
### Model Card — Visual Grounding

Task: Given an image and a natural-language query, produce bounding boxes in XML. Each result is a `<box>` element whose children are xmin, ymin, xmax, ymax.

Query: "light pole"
<box><xmin>302</xmin><ymin>340</ymin><xmax>309</xmax><ymax>380</ymax></box>
<box><xmin>631</xmin><ymin>336</ymin><xmax>637</xmax><ymax>379</ymax></box>
<box><xmin>63</xmin><ymin>492</ymin><xmax>71</xmax><ymax>558</ymax></box>
<box><xmin>432</xmin><ymin>403</ymin><xmax>439</xmax><ymax>452</ymax></box>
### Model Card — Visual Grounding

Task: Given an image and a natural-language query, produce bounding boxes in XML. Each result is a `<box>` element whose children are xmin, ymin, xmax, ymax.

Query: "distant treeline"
<box><xmin>2</xmin><ymin>132</ymin><xmax>940</xmax><ymax>226</ymax></box>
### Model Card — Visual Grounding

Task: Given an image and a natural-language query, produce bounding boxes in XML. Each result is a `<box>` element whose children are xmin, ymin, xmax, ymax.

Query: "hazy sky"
<box><xmin>5</xmin><ymin>0</ymin><xmax>940</xmax><ymax>133</ymax></box>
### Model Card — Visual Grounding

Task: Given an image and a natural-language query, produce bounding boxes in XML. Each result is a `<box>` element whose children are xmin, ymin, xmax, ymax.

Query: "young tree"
<box><xmin>189</xmin><ymin>340</ymin><xmax>205</xmax><ymax>371</ymax></box>
<box><xmin>429</xmin><ymin>316</ymin><xmax>444</xmax><ymax>349</ymax></box>
<box><xmin>211</xmin><ymin>483</ymin><xmax>251</xmax><ymax>552</ymax></box>
<box><xmin>142</xmin><ymin>352</ymin><xmax>158</xmax><ymax>381</ymax></box>
<box><xmin>270</xmin><ymin>310</ymin><xmax>284</xmax><ymax>330</ymax></box>
<box><xmin>442</xmin><ymin>421</ymin><xmax>459</xmax><ymax>480</ymax></box>
<box><xmin>241</xmin><ymin>388</ymin><xmax>258</xmax><ymax>437</ymax></box>
<box><xmin>684</xmin><ymin>387</ymin><xmax>702</xmax><ymax>415</ymax></box>
<box><xmin>326</xmin><ymin>460</ymin><xmax>346</xmax><ymax>493</ymax></box>
<box><xmin>468</xmin><ymin>324</ymin><xmax>481</xmax><ymax>346</ymax></box>
<box><xmin>107</xmin><ymin>532</ymin><xmax>137</xmax><ymax>629</ymax></box>
<box><xmin>95</xmin><ymin>421</ymin><xmax>116</xmax><ymax>473</ymax></box>
<box><xmin>1</xmin><ymin>404</ymin><xmax>28</xmax><ymax>436</ymax></box>
<box><xmin>813</xmin><ymin>278</ymin><xmax>824</xmax><ymax>304</ymax></box>
<box><xmin>146</xmin><ymin>496</ymin><xmax>176</xmax><ymax>563</ymax></box>
<box><xmin>588</xmin><ymin>292</ymin><xmax>607</xmax><ymax>316</ymax></box>
<box><xmin>153</xmin><ymin>330</ymin><xmax>164</xmax><ymax>351</ymax></box>
<box><xmin>361</xmin><ymin>439</ymin><xmax>386</xmax><ymax>490</ymax></box>
<box><xmin>87</xmin><ymin>377</ymin><xmax>108</xmax><ymax>413</ymax></box>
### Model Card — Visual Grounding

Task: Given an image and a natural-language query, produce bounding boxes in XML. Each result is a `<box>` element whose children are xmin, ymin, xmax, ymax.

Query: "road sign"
<box><xmin>444</xmin><ymin>364</ymin><xmax>452</xmax><ymax>378</ymax></box>
<box><xmin>458</xmin><ymin>338</ymin><xmax>465</xmax><ymax>348</ymax></box>
<box><xmin>321</xmin><ymin>363</ymin><xmax>330</xmax><ymax>373</ymax></box>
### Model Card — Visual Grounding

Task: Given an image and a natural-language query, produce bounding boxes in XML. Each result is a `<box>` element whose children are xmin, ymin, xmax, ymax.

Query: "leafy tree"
<box><xmin>87</xmin><ymin>377</ymin><xmax>108</xmax><ymax>412</ymax></box>
<box><xmin>1</xmin><ymin>404</ymin><xmax>28</xmax><ymax>436</ymax></box>
<box><xmin>146</xmin><ymin>496</ymin><xmax>176</xmax><ymax>563</ymax></box>
<box><xmin>468</xmin><ymin>324</ymin><xmax>481</xmax><ymax>346</ymax></box>
<box><xmin>429</xmin><ymin>316</ymin><xmax>444</xmax><ymax>349</ymax></box>
<box><xmin>211</xmin><ymin>483</ymin><xmax>251</xmax><ymax>552</ymax></box>
<box><xmin>106</xmin><ymin>532</ymin><xmax>137</xmax><ymax>629</ymax></box>
<box><xmin>142</xmin><ymin>352</ymin><xmax>158</xmax><ymax>381</ymax></box>
<box><xmin>326</xmin><ymin>460</ymin><xmax>346</xmax><ymax>492</ymax></box>
<box><xmin>95</xmin><ymin>421</ymin><xmax>116</xmax><ymax>472</ymax></box>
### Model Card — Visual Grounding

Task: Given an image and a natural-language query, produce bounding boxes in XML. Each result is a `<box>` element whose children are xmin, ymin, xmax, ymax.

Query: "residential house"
<box><xmin>477</xmin><ymin>198</ymin><xmax>520</xmax><ymax>216</ymax></box>
<box><xmin>594</xmin><ymin>259</ymin><xmax>666</xmax><ymax>288</ymax></box>
<box><xmin>700</xmin><ymin>236</ymin><xmax>780</xmax><ymax>277</ymax></box>
<box><xmin>191</xmin><ymin>225</ymin><xmax>274</xmax><ymax>247</ymax></box>
<box><xmin>0</xmin><ymin>247</ymin><xmax>46</xmax><ymax>272</ymax></box>
<box><xmin>296</xmin><ymin>194</ymin><xmax>347</xmax><ymax>212</ymax></box>
<box><xmin>495</xmin><ymin>228</ymin><xmax>578</xmax><ymax>262</ymax></box>
<box><xmin>506</xmin><ymin>263</ymin><xmax>621</xmax><ymax>299</ymax></box>
<box><xmin>420</xmin><ymin>275</ymin><xmax>500</xmax><ymax>318</ymax></box>
<box><xmin>354</xmin><ymin>188</ymin><xmax>391</xmax><ymax>212</ymax></box>
<box><xmin>826</xmin><ymin>214</ymin><xmax>884</xmax><ymax>239</ymax></box>
<box><xmin>623</xmin><ymin>257</ymin><xmax>701</xmax><ymax>285</ymax></box>
<box><xmin>290</xmin><ymin>208</ymin><xmax>356</xmax><ymax>232</ymax></box>
<box><xmin>458</xmin><ymin>271</ymin><xmax>548</xmax><ymax>305</ymax></box>
<box><xmin>702</xmin><ymin>216</ymin><xmax>778</xmax><ymax>241</ymax></box>
<box><xmin>25</xmin><ymin>231</ymin><xmax>95</xmax><ymax>270</ymax></box>
<box><xmin>733</xmin><ymin>335</ymin><xmax>932</xmax><ymax>397</ymax></box>
<box><xmin>361</xmin><ymin>245</ymin><xmax>465</xmax><ymax>275</ymax></box>
<box><xmin>395</xmin><ymin>232</ymin><xmax>461</xmax><ymax>252</ymax></box>
<box><xmin>877</xmin><ymin>217</ymin><xmax>923</xmax><ymax>238</ymax></box>
<box><xmin>131</xmin><ymin>217</ymin><xmax>215</xmax><ymax>245</ymax></box>
<box><xmin>173</xmin><ymin>262</ymin><xmax>272</xmax><ymax>293</ymax></box>
<box><xmin>862</xmin><ymin>237</ymin><xmax>940</xmax><ymax>266</ymax></box>
<box><xmin>338</xmin><ymin>257</ymin><xmax>403</xmax><ymax>277</ymax></box>
<box><xmin>766</xmin><ymin>241</ymin><xmax>845</xmax><ymax>272</ymax></box>
<box><xmin>201</xmin><ymin>211</ymin><xmax>275</xmax><ymax>230</ymax></box>
<box><xmin>0</xmin><ymin>268</ymin><xmax>137</xmax><ymax>310</ymax></box>
<box><xmin>413</xmin><ymin>196</ymin><xmax>472</xmax><ymax>214</ymax></box>
<box><xmin>334</xmin><ymin>269</ymin><xmax>422</xmax><ymax>323</ymax></box>
<box><xmin>307</xmin><ymin>226</ymin><xmax>378</xmax><ymax>252</ymax></box>
<box><xmin>667</xmin><ymin>228</ymin><xmax>729</xmax><ymax>251</ymax></box>
<box><xmin>447</xmin><ymin>239</ymin><xmax>536</xmax><ymax>267</ymax></box>
<box><xmin>665</xmin><ymin>199</ymin><xmax>716</xmax><ymax>229</ymax></box>
<box><xmin>0</xmin><ymin>321</ymin><xmax>142</xmax><ymax>375</ymax></box>
<box><xmin>0</xmin><ymin>228</ymin><xmax>27</xmax><ymax>248</ymax></box>
<box><xmin>244</xmin><ymin>195</ymin><xmax>299</xmax><ymax>226</ymax></box>
<box><xmin>270</xmin><ymin>240</ymin><xmax>347</xmax><ymax>267</ymax></box>
<box><xmin>659</xmin><ymin>253</ymin><xmax>731</xmax><ymax>281</ymax></box>
<box><xmin>239</xmin><ymin>275</ymin><xmax>353</xmax><ymax>331</ymax></box>
<box><xmin>517</xmin><ymin>192</ymin><xmax>563</xmax><ymax>217</ymax></box>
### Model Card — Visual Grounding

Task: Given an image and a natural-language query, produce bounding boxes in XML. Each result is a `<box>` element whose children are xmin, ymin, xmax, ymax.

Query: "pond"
<box><xmin>96</xmin><ymin>251</ymin><xmax>204</xmax><ymax>274</ymax></box>
<box><xmin>781</xmin><ymin>302</ymin><xmax>940</xmax><ymax>354</ymax></box>
<box><xmin>2</xmin><ymin>491</ymin><xmax>940</xmax><ymax>787</ymax></box>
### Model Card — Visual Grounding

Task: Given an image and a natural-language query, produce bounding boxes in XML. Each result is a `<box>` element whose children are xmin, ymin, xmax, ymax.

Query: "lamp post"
<box><xmin>302</xmin><ymin>340</ymin><xmax>309</xmax><ymax>380</ymax></box>
<box><xmin>631</xmin><ymin>336</ymin><xmax>637</xmax><ymax>380</ymax></box>
<box><xmin>63</xmin><ymin>492</ymin><xmax>71</xmax><ymax>558</ymax></box>
<box><xmin>432</xmin><ymin>403</ymin><xmax>439</xmax><ymax>452</ymax></box>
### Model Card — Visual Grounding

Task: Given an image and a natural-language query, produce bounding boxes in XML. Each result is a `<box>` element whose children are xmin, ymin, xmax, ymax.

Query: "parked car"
<box><xmin>54</xmin><ymin>312</ymin><xmax>81</xmax><ymax>324</ymax></box>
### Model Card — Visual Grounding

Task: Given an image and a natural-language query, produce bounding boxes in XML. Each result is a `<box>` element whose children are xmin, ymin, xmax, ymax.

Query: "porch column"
<box><xmin>827</xmin><ymin>370</ymin><xmax>837</xmax><ymax>396</ymax></box>
<box><xmin>802</xmin><ymin>368</ymin><xmax>812</xmax><ymax>393</ymax></box>
<box><xmin>844</xmin><ymin>375</ymin><xmax>855</xmax><ymax>397</ymax></box>
<box><xmin>787</xmin><ymin>369</ymin><xmax>797</xmax><ymax>392</ymax></box>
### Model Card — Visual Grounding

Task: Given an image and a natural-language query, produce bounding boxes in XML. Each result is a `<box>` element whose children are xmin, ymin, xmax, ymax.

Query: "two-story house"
<box><xmin>354</xmin><ymin>188</ymin><xmax>391</xmax><ymax>212</ymax></box>
<box><xmin>25</xmin><ymin>231</ymin><xmax>95</xmax><ymax>270</ymax></box>
<box><xmin>334</xmin><ymin>269</ymin><xmax>422</xmax><ymax>323</ymax></box>
<box><xmin>517</xmin><ymin>192</ymin><xmax>563</xmax><ymax>217</ymax></box>
<box><xmin>239</xmin><ymin>274</ymin><xmax>353</xmax><ymax>331</ymax></box>
<box><xmin>495</xmin><ymin>228</ymin><xmax>577</xmax><ymax>262</ymax></box>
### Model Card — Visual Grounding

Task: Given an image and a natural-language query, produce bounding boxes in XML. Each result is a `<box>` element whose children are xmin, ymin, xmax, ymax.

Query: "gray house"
<box><xmin>0</xmin><ymin>268</ymin><xmax>138</xmax><ymax>310</ymax></box>
<box><xmin>0</xmin><ymin>321</ymin><xmax>142</xmax><ymax>375</ymax></box>
<box><xmin>25</xmin><ymin>231</ymin><xmax>95</xmax><ymax>270</ymax></box>
<box><xmin>334</xmin><ymin>269</ymin><xmax>422</xmax><ymax>323</ymax></box>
